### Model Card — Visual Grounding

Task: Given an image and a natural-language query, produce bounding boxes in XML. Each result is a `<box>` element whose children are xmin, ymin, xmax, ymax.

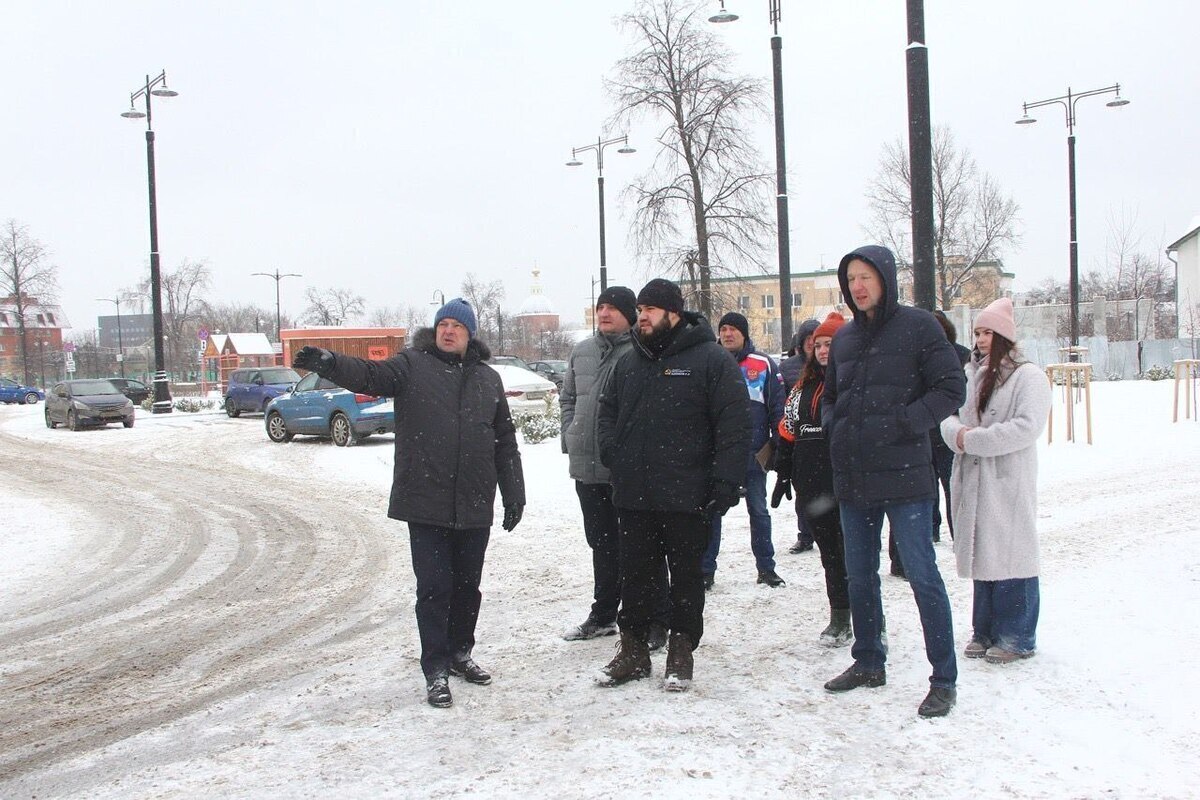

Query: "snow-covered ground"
<box><xmin>0</xmin><ymin>379</ymin><xmax>1197</xmax><ymax>799</ymax></box>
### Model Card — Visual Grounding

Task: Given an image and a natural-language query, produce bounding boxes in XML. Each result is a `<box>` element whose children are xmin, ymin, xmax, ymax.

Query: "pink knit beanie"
<box><xmin>974</xmin><ymin>297</ymin><xmax>1016</xmax><ymax>343</ymax></box>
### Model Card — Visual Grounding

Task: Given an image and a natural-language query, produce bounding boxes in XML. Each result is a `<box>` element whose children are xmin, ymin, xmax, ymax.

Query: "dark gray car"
<box><xmin>45</xmin><ymin>379</ymin><xmax>136</xmax><ymax>431</ymax></box>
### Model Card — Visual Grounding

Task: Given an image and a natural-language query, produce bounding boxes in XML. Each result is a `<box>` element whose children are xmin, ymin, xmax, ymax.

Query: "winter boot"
<box><xmin>819</xmin><ymin>608</ymin><xmax>853</xmax><ymax>647</ymax></box>
<box><xmin>646</xmin><ymin>621</ymin><xmax>669</xmax><ymax>653</ymax></box>
<box><xmin>425</xmin><ymin>672</ymin><xmax>452</xmax><ymax>708</ymax></box>
<box><xmin>663</xmin><ymin>632</ymin><xmax>694</xmax><ymax>692</ymax></box>
<box><xmin>596</xmin><ymin>631</ymin><xmax>651</xmax><ymax>687</ymax></box>
<box><xmin>563</xmin><ymin>616</ymin><xmax>618</xmax><ymax>641</ymax></box>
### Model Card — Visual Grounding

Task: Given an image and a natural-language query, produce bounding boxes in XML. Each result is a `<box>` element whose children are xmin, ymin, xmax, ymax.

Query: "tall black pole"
<box><xmin>906</xmin><ymin>0</ymin><xmax>936</xmax><ymax>311</ymax></box>
<box><xmin>1067</xmin><ymin>131</ymin><xmax>1079</xmax><ymax>352</ymax></box>
<box><xmin>771</xmin><ymin>26</ymin><xmax>793</xmax><ymax>351</ymax></box>
<box><xmin>598</xmin><ymin>173</ymin><xmax>608</xmax><ymax>292</ymax></box>
<box><xmin>143</xmin><ymin>83</ymin><xmax>172</xmax><ymax>414</ymax></box>
<box><xmin>274</xmin><ymin>277</ymin><xmax>282</xmax><ymax>343</ymax></box>
<box><xmin>116</xmin><ymin>302</ymin><xmax>125</xmax><ymax>378</ymax></box>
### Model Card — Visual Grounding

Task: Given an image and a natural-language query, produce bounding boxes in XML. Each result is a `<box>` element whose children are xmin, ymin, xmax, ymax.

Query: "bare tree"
<box><xmin>134</xmin><ymin>258</ymin><xmax>211</xmax><ymax>378</ymax></box>
<box><xmin>0</xmin><ymin>220</ymin><xmax>60</xmax><ymax>384</ymax></box>
<box><xmin>202</xmin><ymin>301</ymin><xmax>279</xmax><ymax>336</ymax></box>
<box><xmin>609</xmin><ymin>0</ymin><xmax>773</xmax><ymax>316</ymax></box>
<box><xmin>460</xmin><ymin>274</ymin><xmax>506</xmax><ymax>345</ymax></box>
<box><xmin>303</xmin><ymin>287</ymin><xmax>365</xmax><ymax>326</ymax></box>
<box><xmin>866</xmin><ymin>126</ymin><xmax>1021</xmax><ymax>307</ymax></box>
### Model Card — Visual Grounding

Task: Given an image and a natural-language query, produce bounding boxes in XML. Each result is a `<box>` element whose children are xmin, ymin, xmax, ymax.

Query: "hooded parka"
<box><xmin>821</xmin><ymin>245</ymin><xmax>967</xmax><ymax>504</ymax></box>
<box><xmin>319</xmin><ymin>328</ymin><xmax>524</xmax><ymax>529</ymax></box>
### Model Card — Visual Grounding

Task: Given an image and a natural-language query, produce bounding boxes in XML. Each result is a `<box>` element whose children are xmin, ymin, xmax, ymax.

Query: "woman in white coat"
<box><xmin>940</xmin><ymin>297</ymin><xmax>1051</xmax><ymax>665</ymax></box>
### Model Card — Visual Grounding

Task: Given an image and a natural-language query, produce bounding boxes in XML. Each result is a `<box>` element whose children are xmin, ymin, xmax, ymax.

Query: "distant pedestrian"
<box><xmin>773</xmin><ymin>311</ymin><xmax>852</xmax><ymax>645</ymax></box>
<box><xmin>940</xmin><ymin>297</ymin><xmax>1051</xmax><ymax>665</ymax></box>
<box><xmin>596</xmin><ymin>279</ymin><xmax>749</xmax><ymax>692</ymax></box>
<box><xmin>820</xmin><ymin>246</ymin><xmax>966</xmax><ymax>719</ymax></box>
<box><xmin>292</xmin><ymin>298</ymin><xmax>524</xmax><ymax>709</ymax></box>
<box><xmin>702</xmin><ymin>311</ymin><xmax>786</xmax><ymax>589</ymax></box>
<box><xmin>560</xmin><ymin>286</ymin><xmax>669</xmax><ymax>650</ymax></box>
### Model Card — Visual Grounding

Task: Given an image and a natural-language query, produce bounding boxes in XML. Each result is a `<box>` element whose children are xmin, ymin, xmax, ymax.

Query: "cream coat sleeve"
<box><xmin>959</xmin><ymin>365</ymin><xmax>1051</xmax><ymax>458</ymax></box>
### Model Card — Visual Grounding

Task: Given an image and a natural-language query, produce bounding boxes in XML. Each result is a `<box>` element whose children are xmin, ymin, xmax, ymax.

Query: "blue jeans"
<box><xmin>840</xmin><ymin>499</ymin><xmax>957</xmax><ymax>688</ymax></box>
<box><xmin>972</xmin><ymin>577</ymin><xmax>1039</xmax><ymax>654</ymax></box>
<box><xmin>703</xmin><ymin>456</ymin><xmax>775</xmax><ymax>574</ymax></box>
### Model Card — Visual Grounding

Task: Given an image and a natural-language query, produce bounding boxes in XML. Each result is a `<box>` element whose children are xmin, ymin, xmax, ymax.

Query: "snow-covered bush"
<box><xmin>173</xmin><ymin>397</ymin><xmax>216</xmax><ymax>413</ymax></box>
<box><xmin>1106</xmin><ymin>372</ymin><xmax>1123</xmax><ymax>382</ymax></box>
<box><xmin>517</xmin><ymin>396</ymin><xmax>561</xmax><ymax>444</ymax></box>
<box><xmin>1143</xmin><ymin>365</ymin><xmax>1174</xmax><ymax>381</ymax></box>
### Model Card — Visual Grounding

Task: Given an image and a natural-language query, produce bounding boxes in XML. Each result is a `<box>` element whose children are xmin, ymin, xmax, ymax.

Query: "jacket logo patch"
<box><xmin>746</xmin><ymin>368</ymin><xmax>760</xmax><ymax>381</ymax></box>
<box><xmin>663</xmin><ymin>368</ymin><xmax>692</xmax><ymax>377</ymax></box>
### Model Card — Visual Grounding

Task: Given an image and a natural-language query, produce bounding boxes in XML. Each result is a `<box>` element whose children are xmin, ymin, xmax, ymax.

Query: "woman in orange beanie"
<box><xmin>772</xmin><ymin>311</ymin><xmax>852</xmax><ymax>645</ymax></box>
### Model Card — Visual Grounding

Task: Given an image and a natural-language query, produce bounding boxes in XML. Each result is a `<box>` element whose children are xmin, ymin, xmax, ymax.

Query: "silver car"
<box><xmin>44</xmin><ymin>379</ymin><xmax>136</xmax><ymax>431</ymax></box>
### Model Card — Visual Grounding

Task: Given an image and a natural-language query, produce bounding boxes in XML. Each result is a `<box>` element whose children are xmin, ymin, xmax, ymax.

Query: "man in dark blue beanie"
<box><xmin>293</xmin><ymin>294</ymin><xmax>524</xmax><ymax>709</ymax></box>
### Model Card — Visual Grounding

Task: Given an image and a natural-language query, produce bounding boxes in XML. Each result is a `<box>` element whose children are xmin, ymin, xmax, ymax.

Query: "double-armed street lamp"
<box><xmin>252</xmin><ymin>268</ymin><xmax>303</xmax><ymax>342</ymax></box>
<box><xmin>710</xmin><ymin>0</ymin><xmax>794</xmax><ymax>348</ymax></box>
<box><xmin>1016</xmin><ymin>83</ymin><xmax>1130</xmax><ymax>352</ymax></box>
<box><xmin>121</xmin><ymin>70</ymin><xmax>179</xmax><ymax>413</ymax></box>
<box><xmin>97</xmin><ymin>296</ymin><xmax>125</xmax><ymax>377</ymax></box>
<box><xmin>566</xmin><ymin>135</ymin><xmax>636</xmax><ymax>293</ymax></box>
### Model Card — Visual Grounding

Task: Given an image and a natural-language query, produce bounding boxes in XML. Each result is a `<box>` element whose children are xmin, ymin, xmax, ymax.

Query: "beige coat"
<box><xmin>940</xmin><ymin>360</ymin><xmax>1051</xmax><ymax>581</ymax></box>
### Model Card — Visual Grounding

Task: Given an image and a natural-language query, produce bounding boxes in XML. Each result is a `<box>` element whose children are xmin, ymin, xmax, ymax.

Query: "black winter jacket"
<box><xmin>598</xmin><ymin>312</ymin><xmax>750</xmax><ymax>513</ymax></box>
<box><xmin>822</xmin><ymin>246</ymin><xmax>967</xmax><ymax>504</ymax></box>
<box><xmin>776</xmin><ymin>365</ymin><xmax>834</xmax><ymax>504</ymax></box>
<box><xmin>320</xmin><ymin>328</ymin><xmax>525</xmax><ymax>529</ymax></box>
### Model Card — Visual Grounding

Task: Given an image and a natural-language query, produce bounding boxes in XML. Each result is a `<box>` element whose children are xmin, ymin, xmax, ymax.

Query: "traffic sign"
<box><xmin>198</xmin><ymin>327</ymin><xmax>209</xmax><ymax>341</ymax></box>
<box><xmin>63</xmin><ymin>342</ymin><xmax>76</xmax><ymax>353</ymax></box>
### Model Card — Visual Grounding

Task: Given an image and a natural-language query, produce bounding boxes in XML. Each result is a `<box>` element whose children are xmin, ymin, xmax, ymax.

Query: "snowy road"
<box><xmin>1</xmin><ymin>383</ymin><xmax>1198</xmax><ymax>798</ymax></box>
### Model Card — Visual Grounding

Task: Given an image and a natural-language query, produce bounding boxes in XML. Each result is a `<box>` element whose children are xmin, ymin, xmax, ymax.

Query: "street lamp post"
<box><xmin>122</xmin><ymin>70</ymin><xmax>179</xmax><ymax>413</ymax></box>
<box><xmin>566</xmin><ymin>135</ymin><xmax>636</xmax><ymax>293</ymax></box>
<box><xmin>1016</xmin><ymin>83</ymin><xmax>1129</xmax><ymax>354</ymax></box>
<box><xmin>710</xmin><ymin>0</ymin><xmax>794</xmax><ymax>350</ymax></box>
<box><xmin>97</xmin><ymin>296</ymin><xmax>125</xmax><ymax>377</ymax></box>
<box><xmin>252</xmin><ymin>268</ymin><xmax>303</xmax><ymax>342</ymax></box>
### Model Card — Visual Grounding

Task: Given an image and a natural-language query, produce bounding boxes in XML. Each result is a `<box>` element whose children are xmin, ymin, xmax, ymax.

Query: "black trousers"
<box><xmin>805</xmin><ymin>494</ymin><xmax>849</xmax><ymax>609</ymax></box>
<box><xmin>408</xmin><ymin>523</ymin><xmax>490</xmax><ymax>679</ymax></box>
<box><xmin>931</xmin><ymin>441</ymin><xmax>955</xmax><ymax>538</ymax></box>
<box><xmin>576</xmin><ymin>481</ymin><xmax>623</xmax><ymax>623</ymax></box>
<box><xmin>617</xmin><ymin>510</ymin><xmax>708</xmax><ymax>647</ymax></box>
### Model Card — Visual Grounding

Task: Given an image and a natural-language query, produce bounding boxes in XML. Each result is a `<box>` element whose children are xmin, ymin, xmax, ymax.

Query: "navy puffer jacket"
<box><xmin>821</xmin><ymin>246</ymin><xmax>966</xmax><ymax>504</ymax></box>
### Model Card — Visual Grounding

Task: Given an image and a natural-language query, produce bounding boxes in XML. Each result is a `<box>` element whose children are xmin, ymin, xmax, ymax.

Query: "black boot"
<box><xmin>449</xmin><ymin>656</ymin><xmax>492</xmax><ymax>685</ymax></box>
<box><xmin>425</xmin><ymin>672</ymin><xmax>452</xmax><ymax>708</ymax></box>
<box><xmin>918</xmin><ymin>686</ymin><xmax>957</xmax><ymax>718</ymax></box>
<box><xmin>664</xmin><ymin>632</ymin><xmax>694</xmax><ymax>692</ymax></box>
<box><xmin>819</xmin><ymin>608</ymin><xmax>853</xmax><ymax>647</ymax></box>
<box><xmin>824</xmin><ymin>663</ymin><xmax>886</xmax><ymax>692</ymax></box>
<box><xmin>596</xmin><ymin>631</ymin><xmax>651</xmax><ymax>687</ymax></box>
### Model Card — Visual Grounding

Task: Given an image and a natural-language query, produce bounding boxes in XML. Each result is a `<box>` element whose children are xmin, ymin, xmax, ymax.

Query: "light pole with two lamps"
<box><xmin>1015</xmin><ymin>83</ymin><xmax>1129</xmax><ymax>354</ymax></box>
<box><xmin>566</xmin><ymin>135</ymin><xmax>636</xmax><ymax>294</ymax></box>
<box><xmin>710</xmin><ymin>0</ymin><xmax>794</xmax><ymax>349</ymax></box>
<box><xmin>252</xmin><ymin>268</ymin><xmax>303</xmax><ymax>344</ymax></box>
<box><xmin>97</xmin><ymin>296</ymin><xmax>125</xmax><ymax>378</ymax></box>
<box><xmin>121</xmin><ymin>70</ymin><xmax>179</xmax><ymax>413</ymax></box>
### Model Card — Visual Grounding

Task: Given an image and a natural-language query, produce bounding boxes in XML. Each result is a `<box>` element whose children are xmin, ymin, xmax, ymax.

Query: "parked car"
<box><xmin>44</xmin><ymin>379</ymin><xmax>136</xmax><ymax>430</ymax></box>
<box><xmin>225</xmin><ymin>367</ymin><xmax>302</xmax><ymax>417</ymax></box>
<box><xmin>528</xmin><ymin>359</ymin><xmax>567</xmax><ymax>389</ymax></box>
<box><xmin>264</xmin><ymin>372</ymin><xmax>394</xmax><ymax>446</ymax></box>
<box><xmin>0</xmin><ymin>377</ymin><xmax>44</xmax><ymax>404</ymax></box>
<box><xmin>490</xmin><ymin>364</ymin><xmax>558</xmax><ymax>415</ymax></box>
<box><xmin>106</xmin><ymin>377</ymin><xmax>151</xmax><ymax>405</ymax></box>
<box><xmin>489</xmin><ymin>354</ymin><xmax>532</xmax><ymax>371</ymax></box>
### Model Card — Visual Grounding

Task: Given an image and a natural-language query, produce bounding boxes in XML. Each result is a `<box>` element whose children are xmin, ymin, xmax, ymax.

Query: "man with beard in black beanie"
<box><xmin>596</xmin><ymin>278</ymin><xmax>749</xmax><ymax>692</ymax></box>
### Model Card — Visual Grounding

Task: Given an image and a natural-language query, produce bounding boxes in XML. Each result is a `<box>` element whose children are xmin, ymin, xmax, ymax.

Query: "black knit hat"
<box><xmin>717</xmin><ymin>311</ymin><xmax>750</xmax><ymax>342</ymax></box>
<box><xmin>596</xmin><ymin>286</ymin><xmax>637</xmax><ymax>326</ymax></box>
<box><xmin>636</xmin><ymin>278</ymin><xmax>684</xmax><ymax>314</ymax></box>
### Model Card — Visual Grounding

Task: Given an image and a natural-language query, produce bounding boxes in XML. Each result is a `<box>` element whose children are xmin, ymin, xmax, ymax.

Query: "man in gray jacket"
<box><xmin>561</xmin><ymin>287</ymin><xmax>667</xmax><ymax>649</ymax></box>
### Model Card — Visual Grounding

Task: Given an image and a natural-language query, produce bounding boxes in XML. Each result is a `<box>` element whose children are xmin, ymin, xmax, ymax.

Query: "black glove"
<box><xmin>770</xmin><ymin>475</ymin><xmax>793</xmax><ymax>508</ymax></box>
<box><xmin>292</xmin><ymin>346</ymin><xmax>334</xmax><ymax>375</ymax></box>
<box><xmin>703</xmin><ymin>480</ymin><xmax>741</xmax><ymax>517</ymax></box>
<box><xmin>502</xmin><ymin>503</ymin><xmax>524</xmax><ymax>532</ymax></box>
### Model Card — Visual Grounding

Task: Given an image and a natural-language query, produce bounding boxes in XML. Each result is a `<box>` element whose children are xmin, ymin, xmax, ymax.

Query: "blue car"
<box><xmin>224</xmin><ymin>366</ymin><xmax>302</xmax><ymax>417</ymax></box>
<box><xmin>264</xmin><ymin>372</ymin><xmax>394</xmax><ymax>446</ymax></box>
<box><xmin>0</xmin><ymin>377</ymin><xmax>45</xmax><ymax>404</ymax></box>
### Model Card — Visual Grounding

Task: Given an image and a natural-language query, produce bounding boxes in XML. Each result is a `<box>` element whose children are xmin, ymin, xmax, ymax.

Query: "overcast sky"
<box><xmin>4</xmin><ymin>1</ymin><xmax>1195</xmax><ymax>335</ymax></box>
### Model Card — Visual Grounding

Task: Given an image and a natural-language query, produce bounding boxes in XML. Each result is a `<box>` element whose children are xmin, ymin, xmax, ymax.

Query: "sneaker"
<box><xmin>646</xmin><ymin>622</ymin><xmax>669</xmax><ymax>653</ymax></box>
<box><xmin>596</xmin><ymin>632</ymin><xmax>651</xmax><ymax>687</ymax></box>
<box><xmin>563</xmin><ymin>617</ymin><xmax>618</xmax><ymax>641</ymax></box>
<box><xmin>824</xmin><ymin>664</ymin><xmax>886</xmax><ymax>692</ymax></box>
<box><xmin>918</xmin><ymin>686</ymin><xmax>957</xmax><ymax>718</ymax></box>
<box><xmin>788</xmin><ymin>540</ymin><xmax>814</xmax><ymax>554</ymax></box>
<box><xmin>663</xmin><ymin>632</ymin><xmax>694</xmax><ymax>692</ymax></box>
<box><xmin>984</xmin><ymin>646</ymin><xmax>1034</xmax><ymax>664</ymax></box>
<box><xmin>448</xmin><ymin>657</ymin><xmax>492</xmax><ymax>685</ymax></box>
<box><xmin>703</xmin><ymin>573</ymin><xmax>715</xmax><ymax>591</ymax></box>
<box><xmin>963</xmin><ymin>638</ymin><xmax>989</xmax><ymax>659</ymax></box>
<box><xmin>757</xmin><ymin>569</ymin><xmax>786</xmax><ymax>588</ymax></box>
<box><xmin>426</xmin><ymin>673</ymin><xmax>452</xmax><ymax>708</ymax></box>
